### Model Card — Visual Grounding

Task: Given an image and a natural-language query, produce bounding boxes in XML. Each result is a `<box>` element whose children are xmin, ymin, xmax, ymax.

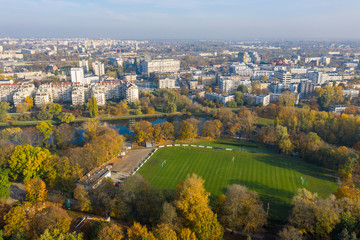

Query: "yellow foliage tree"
<box><xmin>26</xmin><ymin>178</ymin><xmax>48</xmax><ymax>202</ymax></box>
<box><xmin>179</xmin><ymin>228</ymin><xmax>197</xmax><ymax>240</ymax></box>
<box><xmin>98</xmin><ymin>223</ymin><xmax>124</xmax><ymax>240</ymax></box>
<box><xmin>127</xmin><ymin>222</ymin><xmax>156</xmax><ymax>240</ymax></box>
<box><xmin>175</xmin><ymin>174</ymin><xmax>223</xmax><ymax>240</ymax></box>
<box><xmin>154</xmin><ymin>224</ymin><xmax>178</xmax><ymax>240</ymax></box>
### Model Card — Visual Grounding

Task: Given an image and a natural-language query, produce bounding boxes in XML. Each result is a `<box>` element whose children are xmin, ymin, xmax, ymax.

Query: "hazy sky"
<box><xmin>1</xmin><ymin>0</ymin><xmax>360</xmax><ymax>40</ymax></box>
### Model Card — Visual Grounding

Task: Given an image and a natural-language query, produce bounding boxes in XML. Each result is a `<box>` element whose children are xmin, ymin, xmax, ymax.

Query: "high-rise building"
<box><xmin>79</xmin><ymin>60</ymin><xmax>89</xmax><ymax>73</ymax></box>
<box><xmin>92</xmin><ymin>61</ymin><xmax>105</xmax><ymax>76</ymax></box>
<box><xmin>0</xmin><ymin>46</ymin><xmax>3</xmax><ymax>53</ymax></box>
<box><xmin>71</xmin><ymin>68</ymin><xmax>85</xmax><ymax>84</ymax></box>
<box><xmin>159</xmin><ymin>78</ymin><xmax>176</xmax><ymax>89</ymax></box>
<box><xmin>219</xmin><ymin>77</ymin><xmax>234</xmax><ymax>93</ymax></box>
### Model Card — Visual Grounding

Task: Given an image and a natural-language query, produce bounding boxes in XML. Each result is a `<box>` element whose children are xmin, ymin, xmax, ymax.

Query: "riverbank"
<box><xmin>0</xmin><ymin>112</ymin><xmax>188</xmax><ymax>127</ymax></box>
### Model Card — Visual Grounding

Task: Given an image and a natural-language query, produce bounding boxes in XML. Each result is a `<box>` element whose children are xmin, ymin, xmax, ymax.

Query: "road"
<box><xmin>110</xmin><ymin>148</ymin><xmax>155</xmax><ymax>182</ymax></box>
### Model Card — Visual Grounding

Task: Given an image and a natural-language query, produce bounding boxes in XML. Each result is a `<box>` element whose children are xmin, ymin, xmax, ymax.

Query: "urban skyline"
<box><xmin>1</xmin><ymin>0</ymin><xmax>360</xmax><ymax>40</ymax></box>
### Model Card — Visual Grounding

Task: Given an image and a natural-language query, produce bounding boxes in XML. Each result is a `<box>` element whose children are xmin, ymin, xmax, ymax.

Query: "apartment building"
<box><xmin>139</xmin><ymin>59</ymin><xmax>180</xmax><ymax>74</ymax></box>
<box><xmin>92</xmin><ymin>61</ymin><xmax>105</xmax><ymax>76</ymax></box>
<box><xmin>219</xmin><ymin>76</ymin><xmax>234</xmax><ymax>93</ymax></box>
<box><xmin>158</xmin><ymin>78</ymin><xmax>176</xmax><ymax>89</ymax></box>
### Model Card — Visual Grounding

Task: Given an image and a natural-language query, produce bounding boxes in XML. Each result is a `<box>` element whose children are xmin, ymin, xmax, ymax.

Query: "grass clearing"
<box><xmin>138</xmin><ymin>146</ymin><xmax>338</xmax><ymax>223</ymax></box>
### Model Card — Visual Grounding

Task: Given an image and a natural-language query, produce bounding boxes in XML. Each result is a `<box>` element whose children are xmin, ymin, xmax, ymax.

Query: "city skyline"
<box><xmin>1</xmin><ymin>0</ymin><xmax>360</xmax><ymax>40</ymax></box>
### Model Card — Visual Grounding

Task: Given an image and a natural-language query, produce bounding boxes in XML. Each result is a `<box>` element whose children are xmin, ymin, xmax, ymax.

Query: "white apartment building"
<box><xmin>92</xmin><ymin>62</ymin><xmax>105</xmax><ymax>76</ymax></box>
<box><xmin>139</xmin><ymin>59</ymin><xmax>180</xmax><ymax>74</ymax></box>
<box><xmin>91</xmin><ymin>87</ymin><xmax>106</xmax><ymax>106</ymax></box>
<box><xmin>219</xmin><ymin>77</ymin><xmax>234</xmax><ymax>93</ymax></box>
<box><xmin>205</xmin><ymin>92</ymin><xmax>235</xmax><ymax>104</ymax></box>
<box><xmin>122</xmin><ymin>82</ymin><xmax>139</xmax><ymax>103</ymax></box>
<box><xmin>71</xmin><ymin>86</ymin><xmax>85</xmax><ymax>106</ymax></box>
<box><xmin>244</xmin><ymin>94</ymin><xmax>270</xmax><ymax>106</ymax></box>
<box><xmin>71</xmin><ymin>68</ymin><xmax>85</xmax><ymax>84</ymax></box>
<box><xmin>0</xmin><ymin>46</ymin><xmax>3</xmax><ymax>53</ymax></box>
<box><xmin>274</xmin><ymin>70</ymin><xmax>292</xmax><ymax>85</ymax></box>
<box><xmin>34</xmin><ymin>92</ymin><xmax>50</xmax><ymax>107</ymax></box>
<box><xmin>13</xmin><ymin>84</ymin><xmax>36</xmax><ymax>107</ymax></box>
<box><xmin>79</xmin><ymin>60</ymin><xmax>89</xmax><ymax>72</ymax></box>
<box><xmin>159</xmin><ymin>78</ymin><xmax>176</xmax><ymax>89</ymax></box>
<box><xmin>343</xmin><ymin>89</ymin><xmax>360</xmax><ymax>99</ymax></box>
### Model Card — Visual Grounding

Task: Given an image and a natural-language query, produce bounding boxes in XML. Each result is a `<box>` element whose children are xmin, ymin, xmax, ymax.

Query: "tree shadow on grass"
<box><xmin>254</xmin><ymin>154</ymin><xmax>336</xmax><ymax>182</ymax></box>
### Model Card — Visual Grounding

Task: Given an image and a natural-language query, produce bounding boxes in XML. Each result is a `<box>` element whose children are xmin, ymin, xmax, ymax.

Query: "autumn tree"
<box><xmin>175</xmin><ymin>174</ymin><xmax>223</xmax><ymax>240</ymax></box>
<box><xmin>74</xmin><ymin>185</ymin><xmax>92</xmax><ymax>212</ymax></box>
<box><xmin>275</xmin><ymin>125</ymin><xmax>294</xmax><ymax>155</ymax></box>
<box><xmin>36</xmin><ymin>121</ymin><xmax>55</xmax><ymax>145</ymax></box>
<box><xmin>3</xmin><ymin>202</ymin><xmax>32</xmax><ymax>237</ymax></box>
<box><xmin>219</xmin><ymin>184</ymin><xmax>267</xmax><ymax>234</ymax></box>
<box><xmin>98</xmin><ymin>223</ymin><xmax>124</xmax><ymax>240</ymax></box>
<box><xmin>202</xmin><ymin>120</ymin><xmax>223</xmax><ymax>138</ymax></box>
<box><xmin>179</xmin><ymin>228</ymin><xmax>198</xmax><ymax>240</ymax></box>
<box><xmin>30</xmin><ymin>202</ymin><xmax>72</xmax><ymax>237</ymax></box>
<box><xmin>127</xmin><ymin>222</ymin><xmax>156</xmax><ymax>240</ymax></box>
<box><xmin>88</xmin><ymin>95</ymin><xmax>98</xmax><ymax>118</ymax></box>
<box><xmin>159</xmin><ymin>202</ymin><xmax>180</xmax><ymax>231</ymax></box>
<box><xmin>8</xmin><ymin>144</ymin><xmax>52</xmax><ymax>181</ymax></box>
<box><xmin>26</xmin><ymin>178</ymin><xmax>48</xmax><ymax>202</ymax></box>
<box><xmin>238</xmin><ymin>106</ymin><xmax>257</xmax><ymax>137</ymax></box>
<box><xmin>154</xmin><ymin>224</ymin><xmax>178</xmax><ymax>240</ymax></box>
<box><xmin>179</xmin><ymin>120</ymin><xmax>197</xmax><ymax>140</ymax></box>
<box><xmin>133</xmin><ymin>120</ymin><xmax>154</xmax><ymax>143</ymax></box>
<box><xmin>24</xmin><ymin>96</ymin><xmax>34</xmax><ymax>110</ymax></box>
<box><xmin>57</xmin><ymin>112</ymin><xmax>75</xmax><ymax>123</ymax></box>
<box><xmin>38</xmin><ymin>229</ymin><xmax>83</xmax><ymax>240</ymax></box>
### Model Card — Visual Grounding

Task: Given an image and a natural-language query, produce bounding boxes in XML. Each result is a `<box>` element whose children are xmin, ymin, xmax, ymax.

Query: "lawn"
<box><xmin>137</xmin><ymin>146</ymin><xmax>338</xmax><ymax>223</ymax></box>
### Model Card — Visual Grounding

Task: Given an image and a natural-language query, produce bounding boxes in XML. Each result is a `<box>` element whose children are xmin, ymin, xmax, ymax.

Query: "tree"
<box><xmin>135</xmin><ymin>107</ymin><xmax>142</xmax><ymax>115</ymax></box>
<box><xmin>24</xmin><ymin>96</ymin><xmax>34</xmax><ymax>110</ymax></box>
<box><xmin>343</xmin><ymin>106</ymin><xmax>359</xmax><ymax>115</ymax></box>
<box><xmin>179</xmin><ymin>228</ymin><xmax>197</xmax><ymax>240</ymax></box>
<box><xmin>16</xmin><ymin>103</ymin><xmax>29</xmax><ymax>113</ymax></box>
<box><xmin>38</xmin><ymin>229</ymin><xmax>83</xmax><ymax>240</ymax></box>
<box><xmin>219</xmin><ymin>184</ymin><xmax>267</xmax><ymax>233</ymax></box>
<box><xmin>133</xmin><ymin>120</ymin><xmax>154</xmax><ymax>143</ymax></box>
<box><xmin>26</xmin><ymin>178</ymin><xmax>48</xmax><ymax>202</ymax></box>
<box><xmin>167</xmin><ymin>102</ymin><xmax>177</xmax><ymax>113</ymax></box>
<box><xmin>8</xmin><ymin>144</ymin><xmax>52</xmax><ymax>181</ymax></box>
<box><xmin>57</xmin><ymin>112</ymin><xmax>75</xmax><ymax>123</ymax></box>
<box><xmin>202</xmin><ymin>120</ymin><xmax>223</xmax><ymax>138</ymax></box>
<box><xmin>160</xmin><ymin>202</ymin><xmax>180</xmax><ymax>231</ymax></box>
<box><xmin>179</xmin><ymin>120</ymin><xmax>197</xmax><ymax>140</ymax></box>
<box><xmin>4</xmin><ymin>202</ymin><xmax>32</xmax><ymax>237</ymax></box>
<box><xmin>234</xmin><ymin>91</ymin><xmax>244</xmax><ymax>106</ymax></box>
<box><xmin>154</xmin><ymin>224</ymin><xmax>178</xmax><ymax>240</ymax></box>
<box><xmin>175</xmin><ymin>174</ymin><xmax>223</xmax><ymax>240</ymax></box>
<box><xmin>98</xmin><ymin>223</ymin><xmax>124</xmax><ymax>240</ymax></box>
<box><xmin>0</xmin><ymin>102</ymin><xmax>10</xmax><ymax>122</ymax></box>
<box><xmin>0</xmin><ymin>169</ymin><xmax>11</xmax><ymax>202</ymax></box>
<box><xmin>36</xmin><ymin>122</ymin><xmax>55</xmax><ymax>145</ymax></box>
<box><xmin>88</xmin><ymin>96</ymin><xmax>98</xmax><ymax>118</ymax></box>
<box><xmin>275</xmin><ymin>125</ymin><xmax>294</xmax><ymax>155</ymax></box>
<box><xmin>279</xmin><ymin>227</ymin><xmax>303</xmax><ymax>240</ymax></box>
<box><xmin>127</xmin><ymin>222</ymin><xmax>156</xmax><ymax>240</ymax></box>
<box><xmin>238</xmin><ymin>106</ymin><xmax>257</xmax><ymax>137</ymax></box>
<box><xmin>74</xmin><ymin>185</ymin><xmax>91</xmax><ymax>212</ymax></box>
<box><xmin>31</xmin><ymin>202</ymin><xmax>72</xmax><ymax>236</ymax></box>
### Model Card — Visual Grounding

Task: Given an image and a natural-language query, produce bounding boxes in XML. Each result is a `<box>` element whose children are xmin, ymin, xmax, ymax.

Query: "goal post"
<box><xmin>160</xmin><ymin>160</ymin><xmax>167</xmax><ymax>167</ymax></box>
<box><xmin>301</xmin><ymin>176</ymin><xmax>306</xmax><ymax>186</ymax></box>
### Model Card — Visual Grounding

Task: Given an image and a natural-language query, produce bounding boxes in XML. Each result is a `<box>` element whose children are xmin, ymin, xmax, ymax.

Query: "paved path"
<box><xmin>111</xmin><ymin>148</ymin><xmax>154</xmax><ymax>182</ymax></box>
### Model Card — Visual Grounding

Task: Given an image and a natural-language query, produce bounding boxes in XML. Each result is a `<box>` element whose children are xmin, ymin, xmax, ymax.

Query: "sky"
<box><xmin>1</xmin><ymin>0</ymin><xmax>360</xmax><ymax>40</ymax></box>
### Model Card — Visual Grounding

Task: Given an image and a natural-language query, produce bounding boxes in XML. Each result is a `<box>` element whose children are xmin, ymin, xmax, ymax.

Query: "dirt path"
<box><xmin>111</xmin><ymin>148</ymin><xmax>154</xmax><ymax>182</ymax></box>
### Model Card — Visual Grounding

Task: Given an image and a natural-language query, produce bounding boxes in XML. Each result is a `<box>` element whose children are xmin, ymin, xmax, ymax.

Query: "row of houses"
<box><xmin>0</xmin><ymin>80</ymin><xmax>139</xmax><ymax>107</ymax></box>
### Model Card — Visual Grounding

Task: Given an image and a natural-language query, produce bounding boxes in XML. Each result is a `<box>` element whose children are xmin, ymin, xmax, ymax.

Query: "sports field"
<box><xmin>137</xmin><ymin>146</ymin><xmax>338</xmax><ymax>221</ymax></box>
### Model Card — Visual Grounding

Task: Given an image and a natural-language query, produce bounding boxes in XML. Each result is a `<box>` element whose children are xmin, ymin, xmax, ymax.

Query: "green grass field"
<box><xmin>138</xmin><ymin>146</ymin><xmax>338</xmax><ymax>222</ymax></box>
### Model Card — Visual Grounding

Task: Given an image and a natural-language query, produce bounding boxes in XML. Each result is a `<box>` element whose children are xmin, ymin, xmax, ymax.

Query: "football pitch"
<box><xmin>137</xmin><ymin>146</ymin><xmax>338</xmax><ymax>221</ymax></box>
